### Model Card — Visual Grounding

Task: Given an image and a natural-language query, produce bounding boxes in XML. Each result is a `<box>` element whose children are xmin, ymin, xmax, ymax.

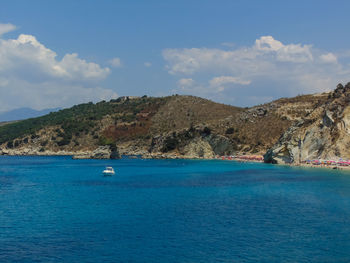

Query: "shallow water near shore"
<box><xmin>1</xmin><ymin>156</ymin><xmax>350</xmax><ymax>262</ymax></box>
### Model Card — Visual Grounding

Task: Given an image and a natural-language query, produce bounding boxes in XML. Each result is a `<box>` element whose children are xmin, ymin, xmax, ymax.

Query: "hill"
<box><xmin>0</xmin><ymin>89</ymin><xmax>336</xmax><ymax>160</ymax></box>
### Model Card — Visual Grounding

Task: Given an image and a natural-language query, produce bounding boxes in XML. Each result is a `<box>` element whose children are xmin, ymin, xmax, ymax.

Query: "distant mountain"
<box><xmin>0</xmin><ymin>107</ymin><xmax>60</xmax><ymax>122</ymax></box>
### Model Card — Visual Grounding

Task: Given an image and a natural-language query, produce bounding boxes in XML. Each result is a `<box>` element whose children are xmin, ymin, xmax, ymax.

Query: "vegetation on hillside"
<box><xmin>0</xmin><ymin>92</ymin><xmax>331</xmax><ymax>155</ymax></box>
<box><xmin>0</xmin><ymin>96</ymin><xmax>166</xmax><ymax>146</ymax></box>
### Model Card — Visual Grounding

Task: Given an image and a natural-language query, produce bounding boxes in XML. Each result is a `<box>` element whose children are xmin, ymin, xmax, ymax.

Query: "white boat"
<box><xmin>103</xmin><ymin>166</ymin><xmax>115</xmax><ymax>176</ymax></box>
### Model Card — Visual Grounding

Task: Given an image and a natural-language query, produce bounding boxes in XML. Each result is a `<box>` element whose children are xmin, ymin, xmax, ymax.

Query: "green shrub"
<box><xmin>202</xmin><ymin>126</ymin><xmax>211</xmax><ymax>136</ymax></box>
<box><xmin>0</xmin><ymin>96</ymin><xmax>162</xmax><ymax>145</ymax></box>
<box><xmin>161</xmin><ymin>137</ymin><xmax>179</xmax><ymax>152</ymax></box>
<box><xmin>225</xmin><ymin>127</ymin><xmax>234</xmax><ymax>134</ymax></box>
<box><xmin>57</xmin><ymin>138</ymin><xmax>70</xmax><ymax>146</ymax></box>
<box><xmin>98</xmin><ymin>136</ymin><xmax>115</xmax><ymax>146</ymax></box>
<box><xmin>14</xmin><ymin>140</ymin><xmax>20</xmax><ymax>147</ymax></box>
<box><xmin>40</xmin><ymin>140</ymin><xmax>48</xmax><ymax>146</ymax></box>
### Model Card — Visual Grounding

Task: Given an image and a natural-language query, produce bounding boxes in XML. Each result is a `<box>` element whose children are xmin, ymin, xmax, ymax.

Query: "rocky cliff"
<box><xmin>264</xmin><ymin>83</ymin><xmax>350</xmax><ymax>164</ymax></box>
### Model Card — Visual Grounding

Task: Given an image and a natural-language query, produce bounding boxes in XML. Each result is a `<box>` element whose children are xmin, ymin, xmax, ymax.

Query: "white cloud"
<box><xmin>320</xmin><ymin>52</ymin><xmax>337</xmax><ymax>63</ymax></box>
<box><xmin>144</xmin><ymin>62</ymin><xmax>152</xmax><ymax>67</ymax></box>
<box><xmin>163</xmin><ymin>35</ymin><xmax>349</xmax><ymax>105</ymax></box>
<box><xmin>109</xmin><ymin>57</ymin><xmax>122</xmax><ymax>67</ymax></box>
<box><xmin>255</xmin><ymin>36</ymin><xmax>313</xmax><ymax>63</ymax></box>
<box><xmin>0</xmin><ymin>32</ymin><xmax>117</xmax><ymax>111</ymax></box>
<box><xmin>210</xmin><ymin>76</ymin><xmax>251</xmax><ymax>91</ymax></box>
<box><xmin>255</xmin><ymin>36</ymin><xmax>283</xmax><ymax>51</ymax></box>
<box><xmin>58</xmin><ymin>53</ymin><xmax>110</xmax><ymax>79</ymax></box>
<box><xmin>163</xmin><ymin>36</ymin><xmax>315</xmax><ymax>76</ymax></box>
<box><xmin>177</xmin><ymin>78</ymin><xmax>194</xmax><ymax>90</ymax></box>
<box><xmin>0</xmin><ymin>23</ymin><xmax>16</xmax><ymax>37</ymax></box>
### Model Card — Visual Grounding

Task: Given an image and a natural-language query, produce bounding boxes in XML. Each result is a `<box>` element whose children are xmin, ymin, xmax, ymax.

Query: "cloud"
<box><xmin>177</xmin><ymin>78</ymin><xmax>194</xmax><ymax>90</ymax></box>
<box><xmin>109</xmin><ymin>57</ymin><xmax>122</xmax><ymax>67</ymax></box>
<box><xmin>0</xmin><ymin>23</ymin><xmax>16</xmax><ymax>37</ymax></box>
<box><xmin>163</xmin><ymin>36</ymin><xmax>315</xmax><ymax>76</ymax></box>
<box><xmin>209</xmin><ymin>76</ymin><xmax>251</xmax><ymax>91</ymax></box>
<box><xmin>320</xmin><ymin>52</ymin><xmax>337</xmax><ymax>63</ymax></box>
<box><xmin>144</xmin><ymin>62</ymin><xmax>152</xmax><ymax>67</ymax></box>
<box><xmin>255</xmin><ymin>36</ymin><xmax>313</xmax><ymax>63</ymax></box>
<box><xmin>163</xmin><ymin>35</ymin><xmax>349</xmax><ymax>105</ymax></box>
<box><xmin>0</xmin><ymin>32</ymin><xmax>117</xmax><ymax>111</ymax></box>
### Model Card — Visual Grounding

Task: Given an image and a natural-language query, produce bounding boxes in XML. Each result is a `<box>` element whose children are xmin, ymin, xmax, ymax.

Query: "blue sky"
<box><xmin>1</xmin><ymin>0</ymin><xmax>350</xmax><ymax>111</ymax></box>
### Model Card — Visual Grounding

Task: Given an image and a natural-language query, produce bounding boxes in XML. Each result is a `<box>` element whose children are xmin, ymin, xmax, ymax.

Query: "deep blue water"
<box><xmin>1</xmin><ymin>156</ymin><xmax>350</xmax><ymax>262</ymax></box>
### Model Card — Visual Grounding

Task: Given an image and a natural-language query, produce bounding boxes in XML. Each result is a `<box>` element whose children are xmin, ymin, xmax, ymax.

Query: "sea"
<box><xmin>0</xmin><ymin>156</ymin><xmax>350</xmax><ymax>263</ymax></box>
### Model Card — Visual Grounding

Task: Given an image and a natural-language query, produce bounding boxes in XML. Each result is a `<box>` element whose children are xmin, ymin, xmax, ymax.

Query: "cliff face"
<box><xmin>147</xmin><ymin>126</ymin><xmax>234</xmax><ymax>158</ymax></box>
<box><xmin>264</xmin><ymin>83</ymin><xmax>350</xmax><ymax>164</ymax></box>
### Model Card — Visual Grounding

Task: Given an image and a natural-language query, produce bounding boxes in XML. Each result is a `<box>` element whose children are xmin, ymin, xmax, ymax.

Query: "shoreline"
<box><xmin>1</xmin><ymin>153</ymin><xmax>350</xmax><ymax>172</ymax></box>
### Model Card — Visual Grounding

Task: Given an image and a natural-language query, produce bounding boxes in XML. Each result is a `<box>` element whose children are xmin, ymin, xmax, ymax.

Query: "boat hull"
<box><xmin>103</xmin><ymin>171</ymin><xmax>115</xmax><ymax>176</ymax></box>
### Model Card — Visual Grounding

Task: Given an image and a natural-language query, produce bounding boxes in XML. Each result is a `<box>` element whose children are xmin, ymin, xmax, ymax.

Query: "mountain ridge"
<box><xmin>0</xmin><ymin>88</ymin><xmax>342</xmax><ymax>162</ymax></box>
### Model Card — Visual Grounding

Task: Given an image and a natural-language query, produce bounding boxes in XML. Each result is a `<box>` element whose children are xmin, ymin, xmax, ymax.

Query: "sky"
<box><xmin>1</xmin><ymin>0</ymin><xmax>350</xmax><ymax>111</ymax></box>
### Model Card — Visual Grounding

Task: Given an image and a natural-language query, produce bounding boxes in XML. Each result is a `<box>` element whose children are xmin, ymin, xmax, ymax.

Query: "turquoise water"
<box><xmin>1</xmin><ymin>156</ymin><xmax>350</xmax><ymax>262</ymax></box>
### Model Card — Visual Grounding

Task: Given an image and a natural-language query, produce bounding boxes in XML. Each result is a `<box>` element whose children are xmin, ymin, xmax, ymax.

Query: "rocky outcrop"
<box><xmin>91</xmin><ymin>146</ymin><xmax>113</xmax><ymax>159</ymax></box>
<box><xmin>181</xmin><ymin>138</ymin><xmax>214</xmax><ymax>158</ymax></box>
<box><xmin>72</xmin><ymin>145</ymin><xmax>120</xmax><ymax>159</ymax></box>
<box><xmin>205</xmin><ymin>134</ymin><xmax>234</xmax><ymax>156</ymax></box>
<box><xmin>147</xmin><ymin>125</ymin><xmax>236</xmax><ymax>159</ymax></box>
<box><xmin>265</xmin><ymin>83</ymin><xmax>350</xmax><ymax>164</ymax></box>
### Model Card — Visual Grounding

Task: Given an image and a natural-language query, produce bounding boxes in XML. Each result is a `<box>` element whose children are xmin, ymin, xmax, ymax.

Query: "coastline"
<box><xmin>1</xmin><ymin>151</ymin><xmax>350</xmax><ymax>172</ymax></box>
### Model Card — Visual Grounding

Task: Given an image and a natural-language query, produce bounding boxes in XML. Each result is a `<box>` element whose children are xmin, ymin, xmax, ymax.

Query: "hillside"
<box><xmin>0</xmin><ymin>89</ymin><xmax>334</xmax><ymax>159</ymax></box>
<box><xmin>265</xmin><ymin>83</ymin><xmax>350</xmax><ymax>164</ymax></box>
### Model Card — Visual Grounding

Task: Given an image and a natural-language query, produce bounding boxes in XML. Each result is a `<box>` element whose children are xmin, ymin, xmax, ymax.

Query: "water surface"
<box><xmin>0</xmin><ymin>156</ymin><xmax>350</xmax><ymax>262</ymax></box>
